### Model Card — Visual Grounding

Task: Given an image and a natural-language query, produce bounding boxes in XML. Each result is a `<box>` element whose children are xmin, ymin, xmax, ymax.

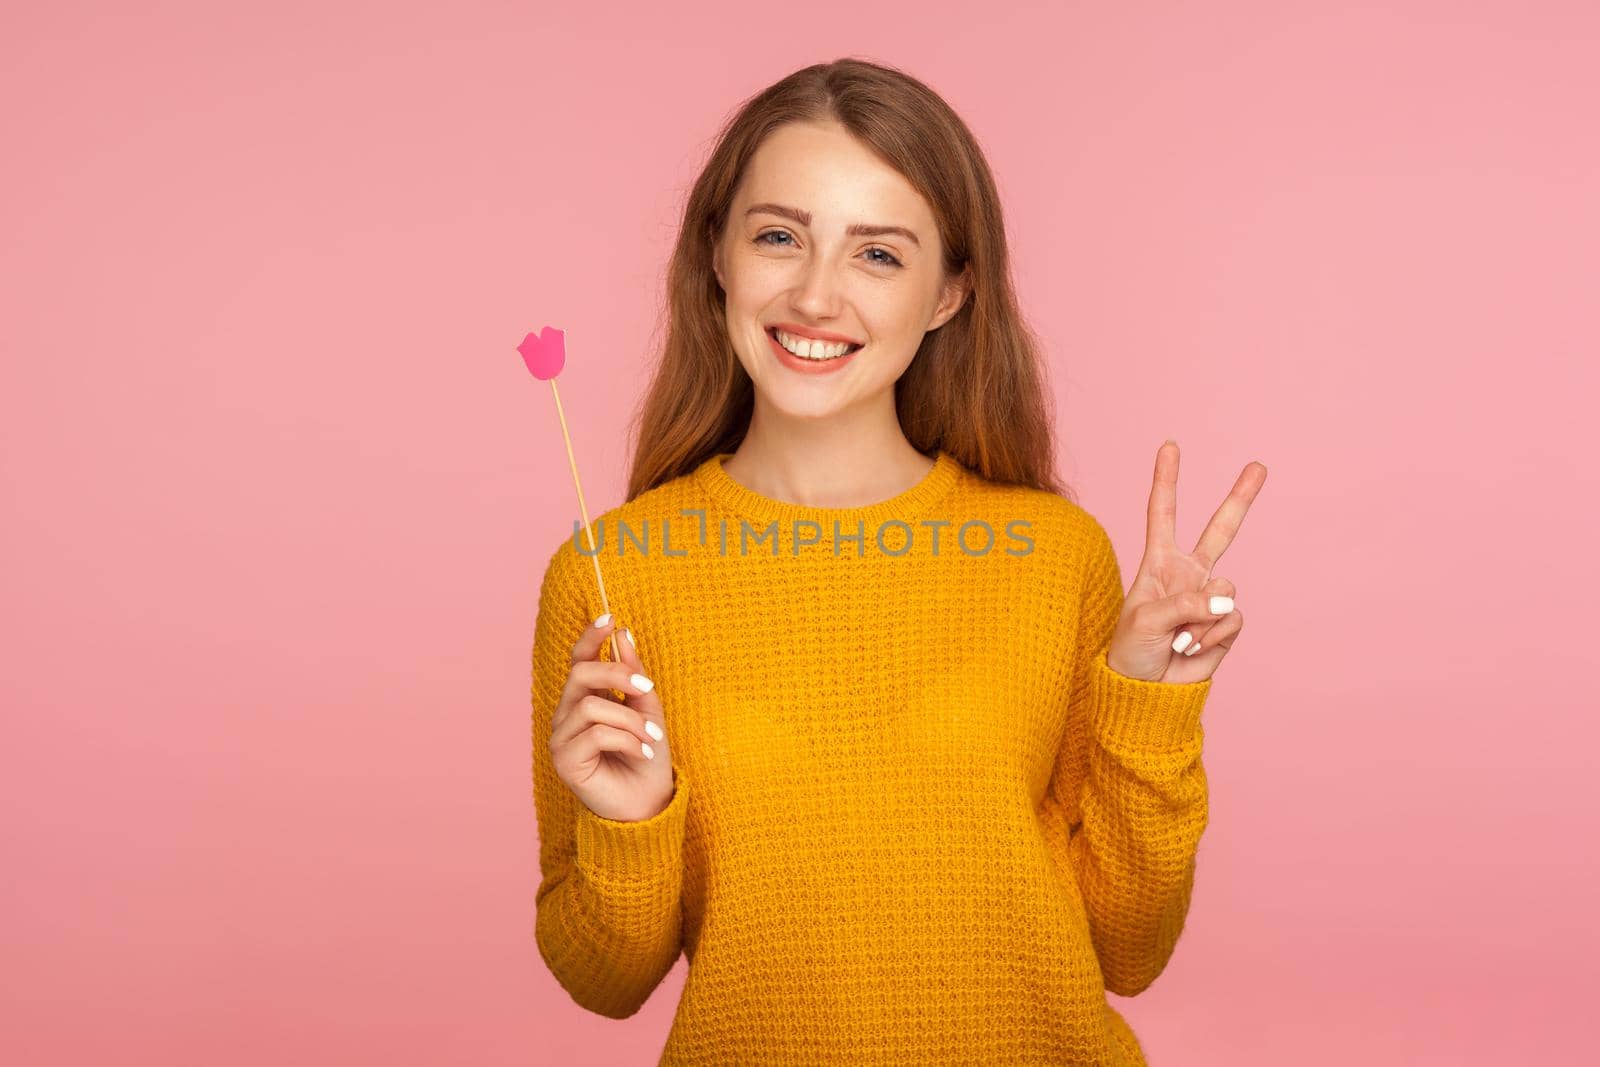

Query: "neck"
<box><xmin>722</xmin><ymin>402</ymin><xmax>933</xmax><ymax>510</ymax></box>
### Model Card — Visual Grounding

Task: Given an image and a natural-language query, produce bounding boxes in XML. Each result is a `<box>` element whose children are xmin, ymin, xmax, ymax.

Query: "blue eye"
<box><xmin>754</xmin><ymin>230</ymin><xmax>903</xmax><ymax>269</ymax></box>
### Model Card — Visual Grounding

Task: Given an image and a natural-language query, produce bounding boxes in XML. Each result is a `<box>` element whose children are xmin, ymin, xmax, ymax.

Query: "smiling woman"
<box><xmin>531</xmin><ymin>56</ymin><xmax>1227</xmax><ymax>1066</ymax></box>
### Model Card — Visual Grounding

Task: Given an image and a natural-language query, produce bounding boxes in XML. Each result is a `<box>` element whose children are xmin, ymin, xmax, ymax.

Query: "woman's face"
<box><xmin>712</xmin><ymin>120</ymin><xmax>969</xmax><ymax>422</ymax></box>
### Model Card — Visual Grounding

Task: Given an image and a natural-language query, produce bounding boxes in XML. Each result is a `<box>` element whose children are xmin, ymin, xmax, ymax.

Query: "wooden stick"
<box><xmin>548</xmin><ymin>377</ymin><xmax>621</xmax><ymax>664</ymax></box>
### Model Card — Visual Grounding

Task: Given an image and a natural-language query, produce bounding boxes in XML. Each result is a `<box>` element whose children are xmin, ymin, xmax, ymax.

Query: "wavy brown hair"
<box><xmin>624</xmin><ymin>57</ymin><xmax>1070</xmax><ymax>503</ymax></box>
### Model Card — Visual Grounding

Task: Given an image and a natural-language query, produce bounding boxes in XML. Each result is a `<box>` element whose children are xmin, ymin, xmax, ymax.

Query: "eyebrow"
<box><xmin>744</xmin><ymin>202</ymin><xmax>921</xmax><ymax>249</ymax></box>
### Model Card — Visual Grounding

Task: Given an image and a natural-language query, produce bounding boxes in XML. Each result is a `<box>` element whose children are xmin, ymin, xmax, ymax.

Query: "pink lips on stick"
<box><xmin>517</xmin><ymin>325</ymin><xmax>621</xmax><ymax>666</ymax></box>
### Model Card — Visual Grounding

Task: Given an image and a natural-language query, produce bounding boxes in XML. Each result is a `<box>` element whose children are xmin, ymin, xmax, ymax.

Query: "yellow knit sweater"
<box><xmin>531</xmin><ymin>449</ymin><xmax>1213</xmax><ymax>1065</ymax></box>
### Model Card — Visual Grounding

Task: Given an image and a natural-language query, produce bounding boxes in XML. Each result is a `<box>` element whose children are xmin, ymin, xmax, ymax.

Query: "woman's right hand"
<box><xmin>549</xmin><ymin>614</ymin><xmax>675</xmax><ymax>823</ymax></box>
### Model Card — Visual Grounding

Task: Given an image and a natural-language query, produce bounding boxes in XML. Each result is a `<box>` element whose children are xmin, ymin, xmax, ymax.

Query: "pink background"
<box><xmin>4</xmin><ymin>2</ymin><xmax>1596</xmax><ymax>1063</ymax></box>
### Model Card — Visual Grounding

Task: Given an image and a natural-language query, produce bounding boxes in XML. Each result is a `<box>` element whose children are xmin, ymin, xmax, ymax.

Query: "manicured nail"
<box><xmin>1172</xmin><ymin>631</ymin><xmax>1193</xmax><ymax>653</ymax></box>
<box><xmin>1184</xmin><ymin>642</ymin><xmax>1201</xmax><ymax>656</ymax></box>
<box><xmin>641</xmin><ymin>742</ymin><xmax>654</xmax><ymax>759</ymax></box>
<box><xmin>1208</xmin><ymin>596</ymin><xmax>1233</xmax><ymax>615</ymax></box>
<box><xmin>644</xmin><ymin>720</ymin><xmax>663</xmax><ymax>741</ymax></box>
<box><xmin>593</xmin><ymin>612</ymin><xmax>611</xmax><ymax>628</ymax></box>
<box><xmin>630</xmin><ymin>672</ymin><xmax>654</xmax><ymax>692</ymax></box>
<box><xmin>624</xmin><ymin>628</ymin><xmax>636</xmax><ymax>647</ymax></box>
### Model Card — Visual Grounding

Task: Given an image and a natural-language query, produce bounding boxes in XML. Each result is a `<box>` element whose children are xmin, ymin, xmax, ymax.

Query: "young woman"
<box><xmin>531</xmin><ymin>58</ymin><xmax>1265</xmax><ymax>1065</ymax></box>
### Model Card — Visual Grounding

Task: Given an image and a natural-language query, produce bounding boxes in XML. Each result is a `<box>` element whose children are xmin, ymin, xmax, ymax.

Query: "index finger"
<box><xmin>566</xmin><ymin>613</ymin><xmax>660</xmax><ymax>710</ymax></box>
<box><xmin>1144</xmin><ymin>440</ymin><xmax>1180</xmax><ymax>552</ymax></box>
<box><xmin>577</xmin><ymin>619</ymin><xmax>665</xmax><ymax>724</ymax></box>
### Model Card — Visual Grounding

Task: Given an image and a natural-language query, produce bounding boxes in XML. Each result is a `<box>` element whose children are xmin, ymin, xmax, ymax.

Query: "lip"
<box><xmin>766</xmin><ymin>326</ymin><xmax>860</xmax><ymax>375</ymax></box>
<box><xmin>766</xmin><ymin>321</ymin><xmax>863</xmax><ymax>345</ymax></box>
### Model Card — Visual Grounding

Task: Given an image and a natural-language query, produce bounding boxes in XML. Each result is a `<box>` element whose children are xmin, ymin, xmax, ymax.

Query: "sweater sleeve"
<box><xmin>530</xmin><ymin>540</ymin><xmax>691</xmax><ymax>1019</ymax></box>
<box><xmin>1039</xmin><ymin>517</ymin><xmax>1213</xmax><ymax>997</ymax></box>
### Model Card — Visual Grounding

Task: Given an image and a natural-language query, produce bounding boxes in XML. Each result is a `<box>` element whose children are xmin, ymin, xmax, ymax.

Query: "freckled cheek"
<box><xmin>724</xmin><ymin>264</ymin><xmax>791</xmax><ymax>305</ymax></box>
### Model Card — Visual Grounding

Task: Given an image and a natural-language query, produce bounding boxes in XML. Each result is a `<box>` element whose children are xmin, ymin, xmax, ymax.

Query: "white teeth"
<box><xmin>775</xmin><ymin>329</ymin><xmax>856</xmax><ymax>360</ymax></box>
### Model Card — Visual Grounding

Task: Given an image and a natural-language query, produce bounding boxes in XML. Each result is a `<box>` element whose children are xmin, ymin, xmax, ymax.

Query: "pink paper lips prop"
<box><xmin>517</xmin><ymin>326</ymin><xmax>565</xmax><ymax>380</ymax></box>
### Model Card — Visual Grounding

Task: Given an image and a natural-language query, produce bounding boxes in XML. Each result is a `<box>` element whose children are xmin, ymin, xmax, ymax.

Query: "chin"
<box><xmin>759</xmin><ymin>390</ymin><xmax>849</xmax><ymax>421</ymax></box>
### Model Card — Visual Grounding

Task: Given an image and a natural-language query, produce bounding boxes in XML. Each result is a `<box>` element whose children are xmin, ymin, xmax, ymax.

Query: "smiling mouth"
<box><xmin>765</xmin><ymin>326</ymin><xmax>864</xmax><ymax>361</ymax></box>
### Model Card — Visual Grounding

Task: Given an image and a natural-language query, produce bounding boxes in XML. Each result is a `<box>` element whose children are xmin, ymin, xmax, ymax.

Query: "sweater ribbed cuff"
<box><xmin>1088</xmin><ymin>651</ymin><xmax>1212</xmax><ymax>750</ymax></box>
<box><xmin>574</xmin><ymin>767</ymin><xmax>691</xmax><ymax>881</ymax></box>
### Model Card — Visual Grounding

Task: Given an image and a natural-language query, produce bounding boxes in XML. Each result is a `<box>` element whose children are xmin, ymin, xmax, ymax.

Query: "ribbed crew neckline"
<box><xmin>693</xmin><ymin>449</ymin><xmax>962</xmax><ymax>527</ymax></box>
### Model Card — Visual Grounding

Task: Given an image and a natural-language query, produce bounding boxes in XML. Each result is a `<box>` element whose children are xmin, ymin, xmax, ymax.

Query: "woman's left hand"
<box><xmin>1104</xmin><ymin>440</ymin><xmax>1267</xmax><ymax>685</ymax></box>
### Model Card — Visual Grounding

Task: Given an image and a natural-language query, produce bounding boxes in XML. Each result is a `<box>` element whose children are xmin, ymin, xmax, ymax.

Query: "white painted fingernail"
<box><xmin>644</xmin><ymin>720</ymin><xmax>663</xmax><ymax>741</ymax></box>
<box><xmin>1209</xmin><ymin>596</ymin><xmax>1233</xmax><ymax>615</ymax></box>
<box><xmin>1173</xmin><ymin>631</ymin><xmax>1193</xmax><ymax>653</ymax></box>
<box><xmin>1185</xmin><ymin>642</ymin><xmax>1201</xmax><ymax>656</ymax></box>
<box><xmin>624</xmin><ymin>628</ymin><xmax>636</xmax><ymax>647</ymax></box>
<box><xmin>630</xmin><ymin>672</ymin><xmax>654</xmax><ymax>692</ymax></box>
<box><xmin>593</xmin><ymin>612</ymin><xmax>611</xmax><ymax>628</ymax></box>
<box><xmin>641</xmin><ymin>742</ymin><xmax>654</xmax><ymax>759</ymax></box>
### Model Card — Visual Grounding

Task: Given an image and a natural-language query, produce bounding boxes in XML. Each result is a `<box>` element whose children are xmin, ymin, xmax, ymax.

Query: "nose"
<box><xmin>791</xmin><ymin>251</ymin><xmax>845</xmax><ymax>319</ymax></box>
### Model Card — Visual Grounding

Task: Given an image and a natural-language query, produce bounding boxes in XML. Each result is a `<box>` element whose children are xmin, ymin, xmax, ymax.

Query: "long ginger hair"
<box><xmin>624</xmin><ymin>57</ymin><xmax>1069</xmax><ymax>503</ymax></box>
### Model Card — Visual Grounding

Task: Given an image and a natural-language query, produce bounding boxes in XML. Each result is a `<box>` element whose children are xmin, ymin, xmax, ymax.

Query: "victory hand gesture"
<box><xmin>1104</xmin><ymin>440</ymin><xmax>1267</xmax><ymax>685</ymax></box>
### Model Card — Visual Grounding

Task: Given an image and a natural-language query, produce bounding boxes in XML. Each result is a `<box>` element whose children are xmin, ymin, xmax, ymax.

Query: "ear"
<box><xmin>928</xmin><ymin>265</ymin><xmax>972</xmax><ymax>330</ymax></box>
<box><xmin>711</xmin><ymin>235</ymin><xmax>725</xmax><ymax>289</ymax></box>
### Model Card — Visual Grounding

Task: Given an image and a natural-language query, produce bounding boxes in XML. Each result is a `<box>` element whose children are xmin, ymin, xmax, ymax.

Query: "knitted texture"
<box><xmin>531</xmin><ymin>450</ymin><xmax>1213</xmax><ymax>1065</ymax></box>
